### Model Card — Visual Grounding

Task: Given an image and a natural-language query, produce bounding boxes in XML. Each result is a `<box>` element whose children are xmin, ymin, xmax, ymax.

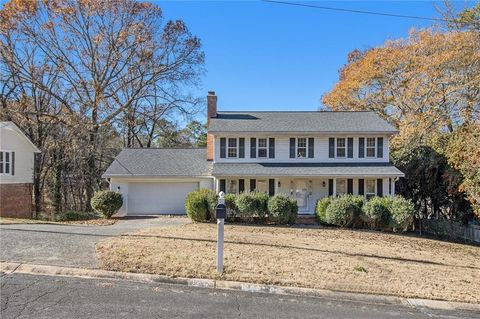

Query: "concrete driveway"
<box><xmin>0</xmin><ymin>217</ymin><xmax>188</xmax><ymax>268</ymax></box>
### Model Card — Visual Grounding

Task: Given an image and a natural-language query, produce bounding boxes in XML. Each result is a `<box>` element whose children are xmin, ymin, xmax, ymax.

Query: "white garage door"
<box><xmin>127</xmin><ymin>182</ymin><xmax>199</xmax><ymax>215</ymax></box>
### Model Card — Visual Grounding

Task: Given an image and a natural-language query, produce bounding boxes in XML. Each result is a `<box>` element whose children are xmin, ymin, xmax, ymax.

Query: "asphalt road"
<box><xmin>0</xmin><ymin>217</ymin><xmax>187</xmax><ymax>268</ymax></box>
<box><xmin>1</xmin><ymin>273</ymin><xmax>479</xmax><ymax>319</ymax></box>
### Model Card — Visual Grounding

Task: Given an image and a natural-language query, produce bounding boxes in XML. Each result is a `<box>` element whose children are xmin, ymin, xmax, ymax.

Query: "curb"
<box><xmin>1</xmin><ymin>261</ymin><xmax>479</xmax><ymax>312</ymax></box>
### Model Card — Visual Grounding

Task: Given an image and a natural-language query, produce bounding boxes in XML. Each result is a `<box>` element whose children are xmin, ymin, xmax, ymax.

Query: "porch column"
<box><xmin>332</xmin><ymin>178</ymin><xmax>337</xmax><ymax>197</ymax></box>
<box><xmin>274</xmin><ymin>178</ymin><xmax>278</xmax><ymax>195</ymax></box>
<box><xmin>214</xmin><ymin>177</ymin><xmax>220</xmax><ymax>194</ymax></box>
<box><xmin>391</xmin><ymin>178</ymin><xmax>396</xmax><ymax>196</ymax></box>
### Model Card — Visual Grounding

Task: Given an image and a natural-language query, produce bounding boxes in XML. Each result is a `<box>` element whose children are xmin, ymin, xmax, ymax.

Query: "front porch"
<box><xmin>214</xmin><ymin>176</ymin><xmax>399</xmax><ymax>215</ymax></box>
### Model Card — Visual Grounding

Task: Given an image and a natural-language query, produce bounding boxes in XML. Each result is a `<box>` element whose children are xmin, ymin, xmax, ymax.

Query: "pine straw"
<box><xmin>0</xmin><ymin>217</ymin><xmax>117</xmax><ymax>226</ymax></box>
<box><xmin>96</xmin><ymin>223</ymin><xmax>480</xmax><ymax>303</ymax></box>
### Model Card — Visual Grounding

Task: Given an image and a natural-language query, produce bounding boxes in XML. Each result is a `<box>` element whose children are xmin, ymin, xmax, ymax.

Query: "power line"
<box><xmin>261</xmin><ymin>0</ymin><xmax>452</xmax><ymax>23</ymax></box>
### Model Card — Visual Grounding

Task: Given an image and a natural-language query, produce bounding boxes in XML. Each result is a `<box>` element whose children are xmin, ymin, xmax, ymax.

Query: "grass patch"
<box><xmin>96</xmin><ymin>223</ymin><xmax>480</xmax><ymax>304</ymax></box>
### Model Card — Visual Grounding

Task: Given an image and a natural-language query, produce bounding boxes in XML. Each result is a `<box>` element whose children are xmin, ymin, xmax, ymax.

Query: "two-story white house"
<box><xmin>103</xmin><ymin>92</ymin><xmax>403</xmax><ymax>216</ymax></box>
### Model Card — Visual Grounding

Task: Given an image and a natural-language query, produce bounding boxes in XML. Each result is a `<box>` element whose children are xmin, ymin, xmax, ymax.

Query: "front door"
<box><xmin>294</xmin><ymin>180</ymin><xmax>309</xmax><ymax>212</ymax></box>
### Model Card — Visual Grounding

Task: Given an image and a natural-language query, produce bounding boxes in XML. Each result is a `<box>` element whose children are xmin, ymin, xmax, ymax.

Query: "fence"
<box><xmin>420</xmin><ymin>219</ymin><xmax>480</xmax><ymax>244</ymax></box>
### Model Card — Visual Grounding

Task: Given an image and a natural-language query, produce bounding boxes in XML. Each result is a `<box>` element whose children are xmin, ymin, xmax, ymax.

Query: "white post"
<box><xmin>217</xmin><ymin>191</ymin><xmax>225</xmax><ymax>273</ymax></box>
<box><xmin>391</xmin><ymin>177</ymin><xmax>397</xmax><ymax>196</ymax></box>
<box><xmin>332</xmin><ymin>178</ymin><xmax>337</xmax><ymax>197</ymax></box>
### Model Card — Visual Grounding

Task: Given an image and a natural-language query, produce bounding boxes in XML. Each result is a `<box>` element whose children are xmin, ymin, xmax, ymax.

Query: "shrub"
<box><xmin>185</xmin><ymin>188</ymin><xmax>217</xmax><ymax>222</ymax></box>
<box><xmin>91</xmin><ymin>190</ymin><xmax>123</xmax><ymax>218</ymax></box>
<box><xmin>56</xmin><ymin>211</ymin><xmax>97</xmax><ymax>221</ymax></box>
<box><xmin>268</xmin><ymin>194</ymin><xmax>298</xmax><ymax>225</ymax></box>
<box><xmin>387</xmin><ymin>196</ymin><xmax>415</xmax><ymax>231</ymax></box>
<box><xmin>315</xmin><ymin>197</ymin><xmax>333</xmax><ymax>224</ymax></box>
<box><xmin>324</xmin><ymin>194</ymin><xmax>364</xmax><ymax>227</ymax></box>
<box><xmin>235</xmin><ymin>190</ymin><xmax>269</xmax><ymax>220</ymax></box>
<box><xmin>224</xmin><ymin>193</ymin><xmax>238</xmax><ymax>220</ymax></box>
<box><xmin>362</xmin><ymin>196</ymin><xmax>390</xmax><ymax>228</ymax></box>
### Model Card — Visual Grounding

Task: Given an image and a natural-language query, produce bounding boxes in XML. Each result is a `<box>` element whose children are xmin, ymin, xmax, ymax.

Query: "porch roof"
<box><xmin>212</xmin><ymin>162</ymin><xmax>404</xmax><ymax>177</ymax></box>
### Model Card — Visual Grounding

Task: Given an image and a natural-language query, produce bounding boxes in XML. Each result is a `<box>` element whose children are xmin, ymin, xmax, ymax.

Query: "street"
<box><xmin>1</xmin><ymin>273</ymin><xmax>478</xmax><ymax>319</ymax></box>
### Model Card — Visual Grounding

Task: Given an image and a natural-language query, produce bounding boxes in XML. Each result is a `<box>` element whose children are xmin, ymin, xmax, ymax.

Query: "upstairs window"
<box><xmin>366</xmin><ymin>138</ymin><xmax>376</xmax><ymax>157</ymax></box>
<box><xmin>258</xmin><ymin>138</ymin><xmax>268</xmax><ymax>158</ymax></box>
<box><xmin>227</xmin><ymin>138</ymin><xmax>237</xmax><ymax>158</ymax></box>
<box><xmin>0</xmin><ymin>151</ymin><xmax>11</xmax><ymax>175</ymax></box>
<box><xmin>297</xmin><ymin>138</ymin><xmax>307</xmax><ymax>158</ymax></box>
<box><xmin>336</xmin><ymin>138</ymin><xmax>346</xmax><ymax>158</ymax></box>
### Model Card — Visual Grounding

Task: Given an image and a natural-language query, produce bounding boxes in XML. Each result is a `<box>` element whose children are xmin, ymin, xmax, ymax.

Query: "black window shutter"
<box><xmin>250</xmin><ymin>179</ymin><xmax>256</xmax><ymax>192</ymax></box>
<box><xmin>328</xmin><ymin>179</ymin><xmax>333</xmax><ymax>196</ymax></box>
<box><xmin>358</xmin><ymin>179</ymin><xmax>364</xmax><ymax>195</ymax></box>
<box><xmin>347</xmin><ymin>138</ymin><xmax>353</xmax><ymax>158</ymax></box>
<box><xmin>239</xmin><ymin>179</ymin><xmax>245</xmax><ymax>193</ymax></box>
<box><xmin>347</xmin><ymin>179</ymin><xmax>353</xmax><ymax>194</ymax></box>
<box><xmin>250</xmin><ymin>138</ymin><xmax>256</xmax><ymax>158</ymax></box>
<box><xmin>308</xmin><ymin>138</ymin><xmax>314</xmax><ymax>158</ymax></box>
<box><xmin>11</xmin><ymin>152</ymin><xmax>15</xmax><ymax>176</ymax></box>
<box><xmin>269</xmin><ymin>138</ymin><xmax>275</xmax><ymax>158</ymax></box>
<box><xmin>377</xmin><ymin>179</ymin><xmax>383</xmax><ymax>197</ymax></box>
<box><xmin>289</xmin><ymin>138</ymin><xmax>296</xmax><ymax>158</ymax></box>
<box><xmin>239</xmin><ymin>138</ymin><xmax>245</xmax><ymax>158</ymax></box>
<box><xmin>220</xmin><ymin>138</ymin><xmax>226</xmax><ymax>158</ymax></box>
<box><xmin>358</xmin><ymin>138</ymin><xmax>365</xmax><ymax>158</ymax></box>
<box><xmin>377</xmin><ymin>137</ymin><xmax>383</xmax><ymax>158</ymax></box>
<box><xmin>220</xmin><ymin>179</ymin><xmax>226</xmax><ymax>193</ymax></box>
<box><xmin>328</xmin><ymin>138</ymin><xmax>335</xmax><ymax>158</ymax></box>
<box><xmin>268</xmin><ymin>179</ymin><xmax>275</xmax><ymax>196</ymax></box>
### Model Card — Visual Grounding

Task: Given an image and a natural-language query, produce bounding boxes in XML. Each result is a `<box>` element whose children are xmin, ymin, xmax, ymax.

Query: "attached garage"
<box><xmin>127</xmin><ymin>181</ymin><xmax>199</xmax><ymax>215</ymax></box>
<box><xmin>102</xmin><ymin>148</ymin><xmax>213</xmax><ymax>216</ymax></box>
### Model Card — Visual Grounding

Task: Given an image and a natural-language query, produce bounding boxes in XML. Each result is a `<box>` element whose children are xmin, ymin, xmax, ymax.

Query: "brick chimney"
<box><xmin>206</xmin><ymin>91</ymin><xmax>217</xmax><ymax>161</ymax></box>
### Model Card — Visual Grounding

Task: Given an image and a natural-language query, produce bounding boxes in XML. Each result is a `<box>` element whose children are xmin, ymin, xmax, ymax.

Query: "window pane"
<box><xmin>258</xmin><ymin>138</ymin><xmax>267</xmax><ymax>148</ymax></box>
<box><xmin>258</xmin><ymin>149</ymin><xmax>267</xmax><ymax>158</ymax></box>
<box><xmin>5</xmin><ymin>163</ymin><xmax>9</xmax><ymax>174</ymax></box>
<box><xmin>228</xmin><ymin>148</ymin><xmax>237</xmax><ymax>157</ymax></box>
<box><xmin>367</xmin><ymin>138</ymin><xmax>376</xmax><ymax>147</ymax></box>
<box><xmin>228</xmin><ymin>138</ymin><xmax>237</xmax><ymax>147</ymax></box>
<box><xmin>367</xmin><ymin>148</ymin><xmax>375</xmax><ymax>157</ymax></box>
<box><xmin>337</xmin><ymin>148</ymin><xmax>345</xmax><ymax>157</ymax></box>
<box><xmin>337</xmin><ymin>138</ymin><xmax>345</xmax><ymax>147</ymax></box>
<box><xmin>5</xmin><ymin>152</ymin><xmax>9</xmax><ymax>162</ymax></box>
<box><xmin>366</xmin><ymin>180</ymin><xmax>375</xmax><ymax>193</ymax></box>
<box><xmin>297</xmin><ymin>138</ymin><xmax>306</xmax><ymax>147</ymax></box>
<box><xmin>0</xmin><ymin>152</ymin><xmax>3</xmax><ymax>162</ymax></box>
<box><xmin>297</xmin><ymin>148</ymin><xmax>306</xmax><ymax>158</ymax></box>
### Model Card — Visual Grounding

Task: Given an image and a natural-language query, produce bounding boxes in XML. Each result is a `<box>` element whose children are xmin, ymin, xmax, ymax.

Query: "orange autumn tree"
<box><xmin>322</xmin><ymin>27</ymin><xmax>480</xmax><ymax>219</ymax></box>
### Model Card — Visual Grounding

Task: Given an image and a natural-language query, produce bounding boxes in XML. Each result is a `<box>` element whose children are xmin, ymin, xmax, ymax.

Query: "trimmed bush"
<box><xmin>362</xmin><ymin>196</ymin><xmax>390</xmax><ymax>228</ymax></box>
<box><xmin>91</xmin><ymin>190</ymin><xmax>123</xmax><ymax>218</ymax></box>
<box><xmin>268</xmin><ymin>194</ymin><xmax>298</xmax><ymax>225</ymax></box>
<box><xmin>235</xmin><ymin>190</ymin><xmax>269</xmax><ymax>220</ymax></box>
<box><xmin>224</xmin><ymin>193</ymin><xmax>238</xmax><ymax>220</ymax></box>
<box><xmin>324</xmin><ymin>194</ymin><xmax>364</xmax><ymax>227</ymax></box>
<box><xmin>387</xmin><ymin>196</ymin><xmax>415</xmax><ymax>231</ymax></box>
<box><xmin>185</xmin><ymin>188</ymin><xmax>217</xmax><ymax>222</ymax></box>
<box><xmin>315</xmin><ymin>197</ymin><xmax>333</xmax><ymax>224</ymax></box>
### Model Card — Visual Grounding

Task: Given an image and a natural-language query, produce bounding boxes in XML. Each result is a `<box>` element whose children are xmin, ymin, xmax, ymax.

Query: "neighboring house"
<box><xmin>0</xmin><ymin>122</ymin><xmax>41</xmax><ymax>218</ymax></box>
<box><xmin>103</xmin><ymin>92</ymin><xmax>404</xmax><ymax>216</ymax></box>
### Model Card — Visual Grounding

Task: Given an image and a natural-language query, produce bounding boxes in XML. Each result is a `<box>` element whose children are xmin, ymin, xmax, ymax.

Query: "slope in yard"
<box><xmin>96</xmin><ymin>224</ymin><xmax>480</xmax><ymax>303</ymax></box>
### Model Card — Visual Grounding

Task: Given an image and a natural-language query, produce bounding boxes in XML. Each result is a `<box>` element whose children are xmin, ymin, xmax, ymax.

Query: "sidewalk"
<box><xmin>1</xmin><ymin>261</ymin><xmax>478</xmax><ymax>313</ymax></box>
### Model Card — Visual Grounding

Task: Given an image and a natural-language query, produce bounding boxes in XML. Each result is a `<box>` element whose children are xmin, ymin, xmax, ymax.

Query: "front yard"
<box><xmin>96</xmin><ymin>223</ymin><xmax>480</xmax><ymax>303</ymax></box>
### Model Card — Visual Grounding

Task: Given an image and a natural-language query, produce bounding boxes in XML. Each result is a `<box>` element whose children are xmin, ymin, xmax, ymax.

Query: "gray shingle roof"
<box><xmin>103</xmin><ymin>148</ymin><xmax>212</xmax><ymax>177</ymax></box>
<box><xmin>208</xmin><ymin>111</ymin><xmax>398</xmax><ymax>134</ymax></box>
<box><xmin>212</xmin><ymin>162</ymin><xmax>404</xmax><ymax>177</ymax></box>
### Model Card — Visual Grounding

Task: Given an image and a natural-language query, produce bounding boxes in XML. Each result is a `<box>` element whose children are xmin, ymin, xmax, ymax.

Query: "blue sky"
<box><xmin>157</xmin><ymin>0</ymin><xmax>471</xmax><ymax>113</ymax></box>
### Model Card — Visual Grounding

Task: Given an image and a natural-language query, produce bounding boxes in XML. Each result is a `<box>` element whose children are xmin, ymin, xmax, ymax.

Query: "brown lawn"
<box><xmin>95</xmin><ymin>223</ymin><xmax>480</xmax><ymax>303</ymax></box>
<box><xmin>0</xmin><ymin>217</ymin><xmax>116</xmax><ymax>226</ymax></box>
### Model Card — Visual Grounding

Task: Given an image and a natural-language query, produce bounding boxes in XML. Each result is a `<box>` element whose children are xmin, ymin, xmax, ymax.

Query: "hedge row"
<box><xmin>185</xmin><ymin>189</ymin><xmax>298</xmax><ymax>225</ymax></box>
<box><xmin>316</xmin><ymin>194</ymin><xmax>414</xmax><ymax>232</ymax></box>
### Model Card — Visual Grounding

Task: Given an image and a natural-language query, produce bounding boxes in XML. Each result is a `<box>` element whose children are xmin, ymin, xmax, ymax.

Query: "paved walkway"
<box><xmin>0</xmin><ymin>217</ymin><xmax>188</xmax><ymax>268</ymax></box>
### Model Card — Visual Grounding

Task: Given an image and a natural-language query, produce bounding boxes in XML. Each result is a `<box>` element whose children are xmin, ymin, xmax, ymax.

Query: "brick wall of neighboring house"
<box><xmin>0</xmin><ymin>183</ymin><xmax>33</xmax><ymax>218</ymax></box>
<box><xmin>206</xmin><ymin>91</ymin><xmax>217</xmax><ymax>161</ymax></box>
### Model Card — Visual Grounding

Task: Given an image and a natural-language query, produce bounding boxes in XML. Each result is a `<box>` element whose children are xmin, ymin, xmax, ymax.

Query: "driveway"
<box><xmin>0</xmin><ymin>217</ymin><xmax>188</xmax><ymax>268</ymax></box>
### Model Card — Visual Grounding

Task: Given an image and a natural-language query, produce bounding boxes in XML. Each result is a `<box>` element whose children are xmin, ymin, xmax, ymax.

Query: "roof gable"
<box><xmin>0</xmin><ymin>121</ymin><xmax>41</xmax><ymax>153</ymax></box>
<box><xmin>208</xmin><ymin>111</ymin><xmax>398</xmax><ymax>134</ymax></box>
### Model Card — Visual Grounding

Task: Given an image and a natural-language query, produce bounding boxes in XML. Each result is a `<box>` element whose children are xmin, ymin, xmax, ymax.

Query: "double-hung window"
<box><xmin>258</xmin><ymin>138</ymin><xmax>268</xmax><ymax>158</ymax></box>
<box><xmin>297</xmin><ymin>138</ymin><xmax>307</xmax><ymax>158</ymax></box>
<box><xmin>336</xmin><ymin>138</ymin><xmax>346</xmax><ymax>158</ymax></box>
<box><xmin>366</xmin><ymin>179</ymin><xmax>376</xmax><ymax>199</ymax></box>
<box><xmin>0</xmin><ymin>151</ymin><xmax>12</xmax><ymax>175</ymax></box>
<box><xmin>366</xmin><ymin>138</ymin><xmax>376</xmax><ymax>157</ymax></box>
<box><xmin>227</xmin><ymin>138</ymin><xmax>237</xmax><ymax>158</ymax></box>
